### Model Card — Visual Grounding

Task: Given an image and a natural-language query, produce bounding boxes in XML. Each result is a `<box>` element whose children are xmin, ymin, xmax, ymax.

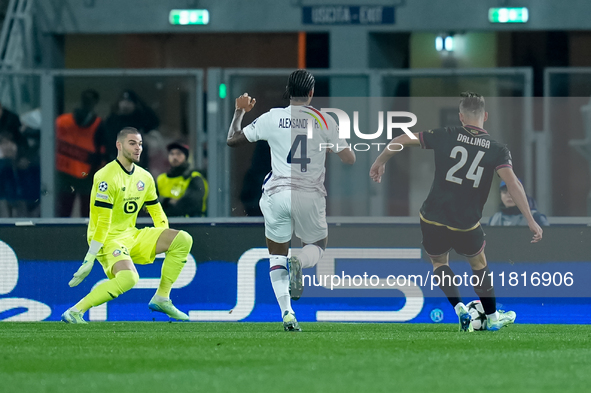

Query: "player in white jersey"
<box><xmin>227</xmin><ymin>70</ymin><xmax>356</xmax><ymax>331</ymax></box>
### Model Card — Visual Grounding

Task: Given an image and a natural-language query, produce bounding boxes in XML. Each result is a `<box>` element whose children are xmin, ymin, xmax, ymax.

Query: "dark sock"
<box><xmin>433</xmin><ymin>265</ymin><xmax>462</xmax><ymax>308</ymax></box>
<box><xmin>472</xmin><ymin>265</ymin><xmax>497</xmax><ymax>315</ymax></box>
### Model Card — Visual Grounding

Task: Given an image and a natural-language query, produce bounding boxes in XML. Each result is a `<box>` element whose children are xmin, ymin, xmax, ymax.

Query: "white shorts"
<box><xmin>259</xmin><ymin>190</ymin><xmax>328</xmax><ymax>244</ymax></box>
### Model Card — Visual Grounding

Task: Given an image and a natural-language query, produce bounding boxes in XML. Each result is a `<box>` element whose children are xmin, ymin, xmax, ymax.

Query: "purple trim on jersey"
<box><xmin>464</xmin><ymin>125</ymin><xmax>488</xmax><ymax>134</ymax></box>
<box><xmin>458</xmin><ymin>240</ymin><xmax>486</xmax><ymax>258</ymax></box>
<box><xmin>495</xmin><ymin>164</ymin><xmax>512</xmax><ymax>170</ymax></box>
<box><xmin>261</xmin><ymin>171</ymin><xmax>272</xmax><ymax>191</ymax></box>
<box><xmin>419</xmin><ymin>132</ymin><xmax>426</xmax><ymax>149</ymax></box>
<box><xmin>269</xmin><ymin>265</ymin><xmax>287</xmax><ymax>272</ymax></box>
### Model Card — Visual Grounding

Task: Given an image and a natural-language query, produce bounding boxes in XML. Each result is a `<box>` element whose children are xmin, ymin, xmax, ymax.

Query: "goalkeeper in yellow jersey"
<box><xmin>61</xmin><ymin>127</ymin><xmax>193</xmax><ymax>323</ymax></box>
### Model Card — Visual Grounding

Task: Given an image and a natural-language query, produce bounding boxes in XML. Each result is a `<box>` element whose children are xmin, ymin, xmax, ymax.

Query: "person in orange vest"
<box><xmin>156</xmin><ymin>142</ymin><xmax>208</xmax><ymax>217</ymax></box>
<box><xmin>55</xmin><ymin>89</ymin><xmax>107</xmax><ymax>217</ymax></box>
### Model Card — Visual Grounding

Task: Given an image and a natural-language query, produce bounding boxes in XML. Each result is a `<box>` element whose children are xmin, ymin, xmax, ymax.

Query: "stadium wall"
<box><xmin>1</xmin><ymin>222</ymin><xmax>589</xmax><ymax>324</ymax></box>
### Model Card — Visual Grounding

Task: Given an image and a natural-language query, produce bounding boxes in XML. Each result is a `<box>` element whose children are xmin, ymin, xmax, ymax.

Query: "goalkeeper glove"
<box><xmin>68</xmin><ymin>252</ymin><xmax>96</xmax><ymax>287</ymax></box>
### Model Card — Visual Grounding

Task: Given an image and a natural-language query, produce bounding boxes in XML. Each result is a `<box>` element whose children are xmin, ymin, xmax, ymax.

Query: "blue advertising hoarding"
<box><xmin>1</xmin><ymin>225</ymin><xmax>590</xmax><ymax>324</ymax></box>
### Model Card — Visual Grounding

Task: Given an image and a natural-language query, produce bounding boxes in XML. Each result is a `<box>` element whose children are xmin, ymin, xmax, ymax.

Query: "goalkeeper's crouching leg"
<box><xmin>156</xmin><ymin>230</ymin><xmax>193</xmax><ymax>299</ymax></box>
<box><xmin>75</xmin><ymin>270</ymin><xmax>140</xmax><ymax>313</ymax></box>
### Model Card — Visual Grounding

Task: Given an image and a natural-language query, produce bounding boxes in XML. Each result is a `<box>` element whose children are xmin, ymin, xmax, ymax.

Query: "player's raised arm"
<box><xmin>227</xmin><ymin>93</ymin><xmax>256</xmax><ymax>147</ymax></box>
<box><xmin>369</xmin><ymin>132</ymin><xmax>421</xmax><ymax>183</ymax></box>
<box><xmin>497</xmin><ymin>167</ymin><xmax>543</xmax><ymax>243</ymax></box>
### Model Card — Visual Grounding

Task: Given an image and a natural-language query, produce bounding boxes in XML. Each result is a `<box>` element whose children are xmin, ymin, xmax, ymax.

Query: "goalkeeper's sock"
<box><xmin>471</xmin><ymin>265</ymin><xmax>497</xmax><ymax>315</ymax></box>
<box><xmin>75</xmin><ymin>270</ymin><xmax>139</xmax><ymax>312</ymax></box>
<box><xmin>155</xmin><ymin>230</ymin><xmax>192</xmax><ymax>299</ymax></box>
<box><xmin>297</xmin><ymin>244</ymin><xmax>324</xmax><ymax>269</ymax></box>
<box><xmin>269</xmin><ymin>255</ymin><xmax>293</xmax><ymax>317</ymax></box>
<box><xmin>433</xmin><ymin>265</ymin><xmax>462</xmax><ymax>308</ymax></box>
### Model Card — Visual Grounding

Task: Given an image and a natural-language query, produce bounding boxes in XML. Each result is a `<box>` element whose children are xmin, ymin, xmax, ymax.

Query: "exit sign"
<box><xmin>489</xmin><ymin>7</ymin><xmax>529</xmax><ymax>23</ymax></box>
<box><xmin>169</xmin><ymin>9</ymin><xmax>210</xmax><ymax>25</ymax></box>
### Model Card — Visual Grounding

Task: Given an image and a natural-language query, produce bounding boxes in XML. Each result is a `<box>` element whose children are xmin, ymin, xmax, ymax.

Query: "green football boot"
<box><xmin>458</xmin><ymin>306</ymin><xmax>474</xmax><ymax>332</ymax></box>
<box><xmin>487</xmin><ymin>310</ymin><xmax>516</xmax><ymax>331</ymax></box>
<box><xmin>283</xmin><ymin>311</ymin><xmax>301</xmax><ymax>332</ymax></box>
<box><xmin>61</xmin><ymin>308</ymin><xmax>88</xmax><ymax>324</ymax></box>
<box><xmin>148</xmin><ymin>297</ymin><xmax>190</xmax><ymax>321</ymax></box>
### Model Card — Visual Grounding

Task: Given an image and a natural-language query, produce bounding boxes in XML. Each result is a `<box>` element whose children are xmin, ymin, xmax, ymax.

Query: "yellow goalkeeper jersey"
<box><xmin>87</xmin><ymin>159</ymin><xmax>168</xmax><ymax>244</ymax></box>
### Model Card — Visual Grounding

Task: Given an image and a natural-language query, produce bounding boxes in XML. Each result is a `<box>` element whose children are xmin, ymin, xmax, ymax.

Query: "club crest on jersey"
<box><xmin>98</xmin><ymin>181</ymin><xmax>108</xmax><ymax>192</ymax></box>
<box><xmin>137</xmin><ymin>181</ymin><xmax>145</xmax><ymax>191</ymax></box>
<box><xmin>112</xmin><ymin>249</ymin><xmax>121</xmax><ymax>257</ymax></box>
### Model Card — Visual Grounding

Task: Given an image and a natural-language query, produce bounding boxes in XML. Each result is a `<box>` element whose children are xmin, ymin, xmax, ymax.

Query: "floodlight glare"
<box><xmin>444</xmin><ymin>36</ymin><xmax>454</xmax><ymax>51</ymax></box>
<box><xmin>435</xmin><ymin>36</ymin><xmax>444</xmax><ymax>51</ymax></box>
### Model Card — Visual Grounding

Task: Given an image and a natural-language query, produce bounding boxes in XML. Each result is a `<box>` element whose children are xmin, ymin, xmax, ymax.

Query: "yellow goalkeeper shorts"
<box><xmin>96</xmin><ymin>227</ymin><xmax>167</xmax><ymax>279</ymax></box>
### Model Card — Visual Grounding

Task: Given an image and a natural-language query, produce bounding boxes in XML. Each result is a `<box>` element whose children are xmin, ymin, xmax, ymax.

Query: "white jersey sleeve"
<box><xmin>243</xmin><ymin>112</ymin><xmax>272</xmax><ymax>142</ymax></box>
<box><xmin>325</xmin><ymin>115</ymin><xmax>350</xmax><ymax>152</ymax></box>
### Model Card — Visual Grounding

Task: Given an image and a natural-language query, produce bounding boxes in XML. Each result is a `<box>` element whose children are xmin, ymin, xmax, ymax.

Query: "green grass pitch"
<box><xmin>1</xmin><ymin>323</ymin><xmax>590</xmax><ymax>393</ymax></box>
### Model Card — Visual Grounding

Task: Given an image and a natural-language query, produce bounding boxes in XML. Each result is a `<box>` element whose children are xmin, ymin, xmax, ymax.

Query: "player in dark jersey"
<box><xmin>369</xmin><ymin>92</ymin><xmax>543</xmax><ymax>332</ymax></box>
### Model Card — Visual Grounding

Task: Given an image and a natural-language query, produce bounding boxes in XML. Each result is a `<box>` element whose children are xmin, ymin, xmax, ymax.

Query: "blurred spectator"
<box><xmin>240</xmin><ymin>141</ymin><xmax>271</xmax><ymax>216</ymax></box>
<box><xmin>20</xmin><ymin>108</ymin><xmax>41</xmax><ymax>160</ymax></box>
<box><xmin>0</xmin><ymin>132</ymin><xmax>40</xmax><ymax>217</ymax></box>
<box><xmin>143</xmin><ymin>127</ymin><xmax>170</xmax><ymax>179</ymax></box>
<box><xmin>104</xmin><ymin>90</ymin><xmax>159</xmax><ymax>170</ymax></box>
<box><xmin>55</xmin><ymin>89</ymin><xmax>107</xmax><ymax>217</ymax></box>
<box><xmin>156</xmin><ymin>142</ymin><xmax>208</xmax><ymax>217</ymax></box>
<box><xmin>0</xmin><ymin>102</ymin><xmax>24</xmax><ymax>157</ymax></box>
<box><xmin>488</xmin><ymin>180</ymin><xmax>549</xmax><ymax>226</ymax></box>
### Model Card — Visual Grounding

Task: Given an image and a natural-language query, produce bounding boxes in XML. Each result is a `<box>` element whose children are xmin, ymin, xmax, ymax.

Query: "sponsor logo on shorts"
<box><xmin>112</xmin><ymin>249</ymin><xmax>121</xmax><ymax>257</ymax></box>
<box><xmin>96</xmin><ymin>193</ymin><xmax>109</xmax><ymax>201</ymax></box>
<box><xmin>98</xmin><ymin>181</ymin><xmax>108</xmax><ymax>192</ymax></box>
<box><xmin>137</xmin><ymin>181</ymin><xmax>145</xmax><ymax>191</ymax></box>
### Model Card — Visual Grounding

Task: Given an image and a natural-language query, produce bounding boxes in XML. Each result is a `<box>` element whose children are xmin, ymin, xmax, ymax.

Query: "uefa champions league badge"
<box><xmin>112</xmin><ymin>249</ymin><xmax>121</xmax><ymax>257</ymax></box>
<box><xmin>98</xmin><ymin>181</ymin><xmax>108</xmax><ymax>192</ymax></box>
<box><xmin>137</xmin><ymin>181</ymin><xmax>145</xmax><ymax>191</ymax></box>
<box><xmin>430</xmin><ymin>308</ymin><xmax>444</xmax><ymax>323</ymax></box>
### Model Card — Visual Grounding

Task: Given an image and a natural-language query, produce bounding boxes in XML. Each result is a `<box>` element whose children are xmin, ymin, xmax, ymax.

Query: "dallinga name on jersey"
<box><xmin>457</xmin><ymin>133</ymin><xmax>490</xmax><ymax>149</ymax></box>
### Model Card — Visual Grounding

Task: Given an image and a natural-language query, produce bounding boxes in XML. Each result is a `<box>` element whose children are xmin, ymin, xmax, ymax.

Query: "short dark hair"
<box><xmin>167</xmin><ymin>142</ymin><xmax>189</xmax><ymax>158</ymax></box>
<box><xmin>459</xmin><ymin>91</ymin><xmax>485</xmax><ymax>115</ymax></box>
<box><xmin>117</xmin><ymin>127</ymin><xmax>141</xmax><ymax>142</ymax></box>
<box><xmin>284</xmin><ymin>69</ymin><xmax>315</xmax><ymax>101</ymax></box>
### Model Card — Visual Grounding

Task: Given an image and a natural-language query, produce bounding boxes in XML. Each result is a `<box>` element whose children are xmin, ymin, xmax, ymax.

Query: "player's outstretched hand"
<box><xmin>68</xmin><ymin>252</ymin><xmax>96</xmax><ymax>287</ymax></box>
<box><xmin>369</xmin><ymin>161</ymin><xmax>386</xmax><ymax>183</ymax></box>
<box><xmin>236</xmin><ymin>93</ymin><xmax>256</xmax><ymax>112</ymax></box>
<box><xmin>528</xmin><ymin>221</ymin><xmax>543</xmax><ymax>243</ymax></box>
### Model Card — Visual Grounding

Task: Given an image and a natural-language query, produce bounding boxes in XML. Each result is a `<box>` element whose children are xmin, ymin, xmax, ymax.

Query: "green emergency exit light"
<box><xmin>169</xmin><ymin>9</ymin><xmax>210</xmax><ymax>25</ymax></box>
<box><xmin>489</xmin><ymin>7</ymin><xmax>529</xmax><ymax>23</ymax></box>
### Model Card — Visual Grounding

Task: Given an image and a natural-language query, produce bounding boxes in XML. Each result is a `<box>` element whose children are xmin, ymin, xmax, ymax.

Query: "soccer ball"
<box><xmin>466</xmin><ymin>300</ymin><xmax>487</xmax><ymax>331</ymax></box>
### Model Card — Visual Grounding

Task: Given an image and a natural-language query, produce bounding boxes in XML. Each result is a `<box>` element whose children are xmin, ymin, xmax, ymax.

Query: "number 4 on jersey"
<box><xmin>287</xmin><ymin>134</ymin><xmax>311</xmax><ymax>173</ymax></box>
